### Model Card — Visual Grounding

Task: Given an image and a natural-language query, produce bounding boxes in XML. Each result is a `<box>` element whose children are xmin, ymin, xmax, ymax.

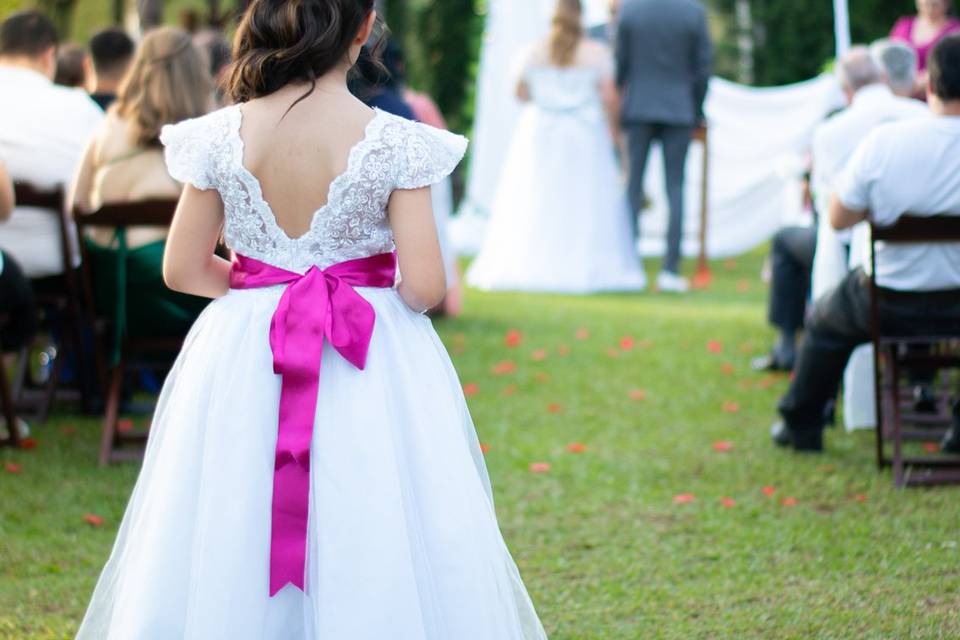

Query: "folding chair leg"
<box><xmin>98</xmin><ymin>360</ymin><xmax>125</xmax><ymax>467</ymax></box>
<box><xmin>0</xmin><ymin>357</ymin><xmax>20</xmax><ymax>448</ymax></box>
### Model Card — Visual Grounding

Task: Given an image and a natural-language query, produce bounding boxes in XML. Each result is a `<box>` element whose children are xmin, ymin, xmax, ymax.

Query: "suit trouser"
<box><xmin>0</xmin><ymin>251</ymin><xmax>37</xmax><ymax>352</ymax></box>
<box><xmin>625</xmin><ymin>122</ymin><xmax>693</xmax><ymax>274</ymax></box>
<box><xmin>768</xmin><ymin>226</ymin><xmax>817</xmax><ymax>333</ymax></box>
<box><xmin>777</xmin><ymin>269</ymin><xmax>960</xmax><ymax>432</ymax></box>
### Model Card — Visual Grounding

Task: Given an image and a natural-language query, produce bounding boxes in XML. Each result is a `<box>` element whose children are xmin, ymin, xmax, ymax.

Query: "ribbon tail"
<box><xmin>269</xmin><ymin>456</ymin><xmax>311</xmax><ymax>596</ymax></box>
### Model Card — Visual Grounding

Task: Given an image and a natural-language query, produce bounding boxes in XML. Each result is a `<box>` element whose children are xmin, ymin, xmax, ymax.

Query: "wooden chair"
<box><xmin>870</xmin><ymin>215</ymin><xmax>960</xmax><ymax>487</ymax></box>
<box><xmin>0</xmin><ymin>316</ymin><xmax>21</xmax><ymax>448</ymax></box>
<box><xmin>10</xmin><ymin>182</ymin><xmax>93</xmax><ymax>420</ymax></box>
<box><xmin>74</xmin><ymin>199</ymin><xmax>182</xmax><ymax>465</ymax></box>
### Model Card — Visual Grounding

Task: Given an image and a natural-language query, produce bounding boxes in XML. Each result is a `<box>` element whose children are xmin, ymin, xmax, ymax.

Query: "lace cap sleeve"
<box><xmin>159</xmin><ymin>111</ymin><xmax>223</xmax><ymax>190</ymax></box>
<box><xmin>394</xmin><ymin>119</ymin><xmax>469</xmax><ymax>190</ymax></box>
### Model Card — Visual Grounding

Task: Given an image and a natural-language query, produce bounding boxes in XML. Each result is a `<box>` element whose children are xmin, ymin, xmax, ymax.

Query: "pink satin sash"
<box><xmin>229</xmin><ymin>252</ymin><xmax>398</xmax><ymax>596</ymax></box>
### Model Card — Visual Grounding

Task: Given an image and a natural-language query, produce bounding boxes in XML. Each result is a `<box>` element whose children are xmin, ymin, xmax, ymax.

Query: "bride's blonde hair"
<box><xmin>549</xmin><ymin>0</ymin><xmax>583</xmax><ymax>67</ymax></box>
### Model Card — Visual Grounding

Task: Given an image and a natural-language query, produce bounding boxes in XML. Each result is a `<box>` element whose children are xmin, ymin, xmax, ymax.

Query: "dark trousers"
<box><xmin>768</xmin><ymin>226</ymin><xmax>817</xmax><ymax>333</ymax></box>
<box><xmin>0</xmin><ymin>251</ymin><xmax>38</xmax><ymax>352</ymax></box>
<box><xmin>625</xmin><ymin>122</ymin><xmax>693</xmax><ymax>274</ymax></box>
<box><xmin>778</xmin><ymin>269</ymin><xmax>960</xmax><ymax>431</ymax></box>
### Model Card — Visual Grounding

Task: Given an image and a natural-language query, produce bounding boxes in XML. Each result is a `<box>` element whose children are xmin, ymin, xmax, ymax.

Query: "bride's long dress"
<box><xmin>75</xmin><ymin>105</ymin><xmax>548</xmax><ymax>640</ymax></box>
<box><xmin>467</xmin><ymin>45</ymin><xmax>646</xmax><ymax>294</ymax></box>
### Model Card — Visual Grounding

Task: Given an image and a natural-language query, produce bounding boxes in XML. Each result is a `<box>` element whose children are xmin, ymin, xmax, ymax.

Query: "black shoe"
<box><xmin>771</xmin><ymin>421</ymin><xmax>823</xmax><ymax>452</ymax></box>
<box><xmin>752</xmin><ymin>352</ymin><xmax>794</xmax><ymax>372</ymax></box>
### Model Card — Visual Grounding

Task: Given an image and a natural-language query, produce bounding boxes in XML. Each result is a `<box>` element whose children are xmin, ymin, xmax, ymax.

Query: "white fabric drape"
<box><xmin>834</xmin><ymin>0</ymin><xmax>852</xmax><ymax>57</ymax></box>
<box><xmin>455</xmin><ymin>1</ymin><xmax>846</xmax><ymax>258</ymax></box>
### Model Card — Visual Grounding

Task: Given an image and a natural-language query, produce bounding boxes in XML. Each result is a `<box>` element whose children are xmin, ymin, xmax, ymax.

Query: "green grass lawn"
<box><xmin>2</xmin><ymin>252</ymin><xmax>958</xmax><ymax>639</ymax></box>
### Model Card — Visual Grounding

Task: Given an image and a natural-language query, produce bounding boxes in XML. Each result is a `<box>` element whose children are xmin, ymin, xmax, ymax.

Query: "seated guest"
<box><xmin>193</xmin><ymin>29</ymin><xmax>232</xmax><ymax>106</ymax></box>
<box><xmin>0</xmin><ymin>156</ymin><xmax>37</xmax><ymax>366</ymax></box>
<box><xmin>0</xmin><ymin>10</ymin><xmax>103</xmax><ymax>279</ymax></box>
<box><xmin>871</xmin><ymin>39</ymin><xmax>921</xmax><ymax>98</ymax></box>
<box><xmin>890</xmin><ymin>0</ymin><xmax>960</xmax><ymax>97</ymax></box>
<box><xmin>771</xmin><ymin>34</ymin><xmax>960</xmax><ymax>452</ymax></box>
<box><xmin>70</xmin><ymin>27</ymin><xmax>211</xmax><ymax>340</ymax></box>
<box><xmin>87</xmin><ymin>27</ymin><xmax>135</xmax><ymax>111</ymax></box>
<box><xmin>754</xmin><ymin>47</ymin><xmax>927</xmax><ymax>372</ymax></box>
<box><xmin>55</xmin><ymin>43</ymin><xmax>87</xmax><ymax>88</ymax></box>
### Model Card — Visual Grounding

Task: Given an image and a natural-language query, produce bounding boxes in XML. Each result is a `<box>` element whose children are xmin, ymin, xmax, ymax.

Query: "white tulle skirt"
<box><xmin>76</xmin><ymin>286</ymin><xmax>547</xmax><ymax>640</ymax></box>
<box><xmin>466</xmin><ymin>106</ymin><xmax>646</xmax><ymax>294</ymax></box>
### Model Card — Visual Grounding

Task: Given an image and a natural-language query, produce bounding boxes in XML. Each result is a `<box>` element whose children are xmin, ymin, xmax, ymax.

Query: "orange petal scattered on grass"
<box><xmin>118</xmin><ymin>419</ymin><xmax>135</xmax><ymax>434</ymax></box>
<box><xmin>736</xmin><ymin>279</ymin><xmax>751</xmax><ymax>293</ymax></box>
<box><xmin>531</xmin><ymin>349</ymin><xmax>548</xmax><ymax>362</ymax></box>
<box><xmin>720</xmin><ymin>363</ymin><xmax>735</xmax><ymax>376</ymax></box>
<box><xmin>721</xmin><ymin>401</ymin><xmax>741</xmax><ymax>414</ymax></box>
<box><xmin>606</xmin><ymin>348</ymin><xmax>621</xmax><ymax>358</ymax></box>
<box><xmin>4</xmin><ymin>462</ymin><xmax>22</xmax><ymax>474</ymax></box>
<box><xmin>739</xmin><ymin>379</ymin><xmax>753</xmax><ymax>390</ymax></box>
<box><xmin>712</xmin><ymin>441</ymin><xmax>734</xmax><ymax>453</ymax></box>
<box><xmin>923</xmin><ymin>442</ymin><xmax>940</xmax><ymax>454</ymax></box>
<box><xmin>566</xmin><ymin>443</ymin><xmax>587</xmax><ymax>454</ymax></box>
<box><xmin>781</xmin><ymin>497</ymin><xmax>799</xmax><ymax>507</ymax></box>
<box><xmin>557</xmin><ymin>344</ymin><xmax>571</xmax><ymax>356</ymax></box>
<box><xmin>629</xmin><ymin>389</ymin><xmax>647</xmax><ymax>401</ymax></box>
<box><xmin>529</xmin><ymin>462</ymin><xmax>551</xmax><ymax>473</ymax></box>
<box><xmin>62</xmin><ymin>424</ymin><xmax>77</xmax><ymax>436</ymax></box>
<box><xmin>854</xmin><ymin>493</ymin><xmax>868</xmax><ymax>503</ymax></box>
<box><xmin>739</xmin><ymin>341</ymin><xmax>756</xmax><ymax>354</ymax></box>
<box><xmin>492</xmin><ymin>360</ymin><xmax>517</xmax><ymax>376</ymax></box>
<box><xmin>504</xmin><ymin>329</ymin><xmax>523</xmax><ymax>348</ymax></box>
<box><xmin>762</xmin><ymin>486</ymin><xmax>776</xmax><ymax>497</ymax></box>
<box><xmin>692</xmin><ymin>269</ymin><xmax>713</xmax><ymax>290</ymax></box>
<box><xmin>707</xmin><ymin>340</ymin><xmax>723</xmax><ymax>354</ymax></box>
<box><xmin>673</xmin><ymin>493</ymin><xmax>696</xmax><ymax>504</ymax></box>
<box><xmin>19</xmin><ymin>438</ymin><xmax>38</xmax><ymax>450</ymax></box>
<box><xmin>480</xmin><ymin>443</ymin><xmax>491</xmax><ymax>455</ymax></box>
<box><xmin>619</xmin><ymin>336</ymin><xmax>635</xmax><ymax>351</ymax></box>
<box><xmin>547</xmin><ymin>403</ymin><xmax>564</xmax><ymax>414</ymax></box>
<box><xmin>757</xmin><ymin>376</ymin><xmax>776</xmax><ymax>390</ymax></box>
<box><xmin>575</xmin><ymin>328</ymin><xmax>590</xmax><ymax>340</ymax></box>
<box><xmin>83</xmin><ymin>514</ymin><xmax>104</xmax><ymax>527</ymax></box>
<box><xmin>723</xmin><ymin>259</ymin><xmax>738</xmax><ymax>271</ymax></box>
<box><xmin>463</xmin><ymin>383</ymin><xmax>479</xmax><ymax>397</ymax></box>
<box><xmin>502</xmin><ymin>384</ymin><xmax>518</xmax><ymax>396</ymax></box>
<box><xmin>720</xmin><ymin>497</ymin><xmax>737</xmax><ymax>508</ymax></box>
<box><xmin>535</xmin><ymin>372</ymin><xmax>551</xmax><ymax>384</ymax></box>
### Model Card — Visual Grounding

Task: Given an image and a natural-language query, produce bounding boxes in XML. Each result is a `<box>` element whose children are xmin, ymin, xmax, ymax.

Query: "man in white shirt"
<box><xmin>772</xmin><ymin>34</ymin><xmax>960</xmax><ymax>453</ymax></box>
<box><xmin>754</xmin><ymin>45</ymin><xmax>926</xmax><ymax>372</ymax></box>
<box><xmin>0</xmin><ymin>10</ymin><xmax>104</xmax><ymax>279</ymax></box>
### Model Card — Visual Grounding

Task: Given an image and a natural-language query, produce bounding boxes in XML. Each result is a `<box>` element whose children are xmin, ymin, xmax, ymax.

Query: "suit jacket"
<box><xmin>615</xmin><ymin>0</ymin><xmax>713</xmax><ymax>127</ymax></box>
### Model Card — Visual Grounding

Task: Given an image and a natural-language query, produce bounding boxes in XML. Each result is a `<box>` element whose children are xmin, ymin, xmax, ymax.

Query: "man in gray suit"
<box><xmin>616</xmin><ymin>0</ymin><xmax>713</xmax><ymax>292</ymax></box>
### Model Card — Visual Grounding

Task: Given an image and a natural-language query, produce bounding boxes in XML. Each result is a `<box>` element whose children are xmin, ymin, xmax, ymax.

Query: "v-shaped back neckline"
<box><xmin>231</xmin><ymin>104</ymin><xmax>384</xmax><ymax>243</ymax></box>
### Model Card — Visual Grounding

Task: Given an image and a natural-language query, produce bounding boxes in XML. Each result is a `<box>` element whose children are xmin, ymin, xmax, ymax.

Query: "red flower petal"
<box><xmin>692</xmin><ymin>269</ymin><xmax>713</xmax><ymax>289</ymax></box>
<box><xmin>529</xmin><ymin>462</ymin><xmax>551</xmax><ymax>473</ymax></box>
<box><xmin>502</xmin><ymin>384</ymin><xmax>518</xmax><ymax>396</ymax></box>
<box><xmin>720</xmin><ymin>497</ymin><xmax>736</xmax><ymax>508</ymax></box>
<box><xmin>117</xmin><ymin>419</ymin><xmax>134</xmax><ymax>434</ymax></box>
<box><xmin>480</xmin><ymin>443</ymin><xmax>491</xmax><ymax>455</ymax></box>
<box><xmin>557</xmin><ymin>344</ymin><xmax>571</xmax><ymax>356</ymax></box>
<box><xmin>19</xmin><ymin>438</ymin><xmax>38</xmax><ymax>450</ymax></box>
<box><xmin>463</xmin><ymin>383</ymin><xmax>479</xmax><ymax>397</ymax></box>
<box><xmin>757</xmin><ymin>377</ymin><xmax>775</xmax><ymax>390</ymax></box>
<box><xmin>854</xmin><ymin>493</ymin><xmax>868</xmax><ymax>503</ymax></box>
<box><xmin>707</xmin><ymin>340</ymin><xmax>723</xmax><ymax>354</ymax></box>
<box><xmin>712</xmin><ymin>441</ymin><xmax>734</xmax><ymax>453</ymax></box>
<box><xmin>720</xmin><ymin>363</ymin><xmax>735</xmax><ymax>376</ymax></box>
<box><xmin>781</xmin><ymin>497</ymin><xmax>798</xmax><ymax>507</ymax></box>
<box><xmin>4</xmin><ymin>462</ymin><xmax>22</xmax><ymax>474</ymax></box>
<box><xmin>721</xmin><ymin>401</ymin><xmax>740</xmax><ymax>413</ymax></box>
<box><xmin>923</xmin><ymin>442</ymin><xmax>940</xmax><ymax>454</ymax></box>
<box><xmin>629</xmin><ymin>389</ymin><xmax>647</xmax><ymax>401</ymax></box>
<box><xmin>492</xmin><ymin>360</ymin><xmax>517</xmax><ymax>376</ymax></box>
<box><xmin>762</xmin><ymin>486</ymin><xmax>776</xmax><ymax>497</ymax></box>
<box><xmin>619</xmin><ymin>336</ymin><xmax>635</xmax><ymax>351</ymax></box>
<box><xmin>575</xmin><ymin>328</ymin><xmax>590</xmax><ymax>340</ymax></box>
<box><xmin>673</xmin><ymin>493</ymin><xmax>696</xmax><ymax>504</ymax></box>
<box><xmin>547</xmin><ymin>403</ymin><xmax>564</xmax><ymax>414</ymax></box>
<box><xmin>504</xmin><ymin>329</ymin><xmax>523</xmax><ymax>348</ymax></box>
<box><xmin>83</xmin><ymin>513</ymin><xmax>104</xmax><ymax>527</ymax></box>
<box><xmin>566</xmin><ymin>442</ymin><xmax>587</xmax><ymax>454</ymax></box>
<box><xmin>531</xmin><ymin>349</ymin><xmax>548</xmax><ymax>362</ymax></box>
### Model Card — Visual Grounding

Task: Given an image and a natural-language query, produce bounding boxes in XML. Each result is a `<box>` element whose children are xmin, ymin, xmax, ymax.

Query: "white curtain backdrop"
<box><xmin>453</xmin><ymin>0</ymin><xmax>847</xmax><ymax>258</ymax></box>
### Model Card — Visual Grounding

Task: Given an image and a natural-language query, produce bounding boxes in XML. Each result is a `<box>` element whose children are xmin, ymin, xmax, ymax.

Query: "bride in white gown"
<box><xmin>467</xmin><ymin>0</ymin><xmax>646</xmax><ymax>294</ymax></box>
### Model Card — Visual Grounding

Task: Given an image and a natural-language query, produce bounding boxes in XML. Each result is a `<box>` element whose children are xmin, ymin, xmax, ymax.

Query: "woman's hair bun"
<box><xmin>227</xmin><ymin>0</ymin><xmax>378</xmax><ymax>104</ymax></box>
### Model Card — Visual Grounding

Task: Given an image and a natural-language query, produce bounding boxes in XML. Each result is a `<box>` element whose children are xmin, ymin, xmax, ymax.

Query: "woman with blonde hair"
<box><xmin>467</xmin><ymin>0</ymin><xmax>646</xmax><ymax>293</ymax></box>
<box><xmin>70</xmin><ymin>26</ymin><xmax>212</xmax><ymax>342</ymax></box>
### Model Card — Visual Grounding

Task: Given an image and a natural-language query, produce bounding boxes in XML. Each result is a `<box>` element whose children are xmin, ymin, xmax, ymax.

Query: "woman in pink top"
<box><xmin>891</xmin><ymin>0</ymin><xmax>960</xmax><ymax>94</ymax></box>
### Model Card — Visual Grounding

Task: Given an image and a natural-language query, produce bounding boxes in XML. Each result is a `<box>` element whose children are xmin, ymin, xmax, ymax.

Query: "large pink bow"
<box><xmin>230</xmin><ymin>252</ymin><xmax>398</xmax><ymax>597</ymax></box>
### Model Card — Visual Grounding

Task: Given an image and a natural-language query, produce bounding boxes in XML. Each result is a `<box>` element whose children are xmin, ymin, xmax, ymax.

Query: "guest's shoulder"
<box><xmin>49</xmin><ymin>84</ymin><xmax>103</xmax><ymax>121</ymax></box>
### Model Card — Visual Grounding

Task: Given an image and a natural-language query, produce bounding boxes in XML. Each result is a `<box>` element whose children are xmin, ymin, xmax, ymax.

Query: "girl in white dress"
<box><xmin>467</xmin><ymin>0</ymin><xmax>646</xmax><ymax>294</ymax></box>
<box><xmin>75</xmin><ymin>2</ymin><xmax>547</xmax><ymax>638</ymax></box>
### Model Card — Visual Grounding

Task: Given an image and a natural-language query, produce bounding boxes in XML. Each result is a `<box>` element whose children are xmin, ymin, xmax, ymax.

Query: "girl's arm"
<box><xmin>162</xmin><ymin>185</ymin><xmax>232</xmax><ymax>298</ymax></box>
<box><xmin>388</xmin><ymin>186</ymin><xmax>446</xmax><ymax>313</ymax></box>
<box><xmin>0</xmin><ymin>159</ymin><xmax>13</xmax><ymax>221</ymax></box>
<box><xmin>68</xmin><ymin>135</ymin><xmax>99</xmax><ymax>214</ymax></box>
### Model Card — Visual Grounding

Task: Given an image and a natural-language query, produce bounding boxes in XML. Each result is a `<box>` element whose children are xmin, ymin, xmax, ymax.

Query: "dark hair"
<box><xmin>929</xmin><ymin>33</ymin><xmax>960</xmax><ymax>101</ymax></box>
<box><xmin>227</xmin><ymin>0</ymin><xmax>381</xmax><ymax>106</ymax></box>
<box><xmin>89</xmin><ymin>28</ymin><xmax>135</xmax><ymax>77</ymax></box>
<box><xmin>54</xmin><ymin>44</ymin><xmax>87</xmax><ymax>87</ymax></box>
<box><xmin>0</xmin><ymin>10</ymin><xmax>58</xmax><ymax>58</ymax></box>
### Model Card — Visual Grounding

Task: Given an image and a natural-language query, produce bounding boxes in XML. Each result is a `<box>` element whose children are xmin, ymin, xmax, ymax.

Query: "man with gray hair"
<box><xmin>753</xmin><ymin>46</ymin><xmax>926</xmax><ymax>373</ymax></box>
<box><xmin>870</xmin><ymin>39</ymin><xmax>919</xmax><ymax>98</ymax></box>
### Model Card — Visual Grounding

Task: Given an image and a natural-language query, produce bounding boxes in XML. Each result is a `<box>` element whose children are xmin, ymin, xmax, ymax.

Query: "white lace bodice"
<box><xmin>160</xmin><ymin>106</ymin><xmax>468</xmax><ymax>274</ymax></box>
